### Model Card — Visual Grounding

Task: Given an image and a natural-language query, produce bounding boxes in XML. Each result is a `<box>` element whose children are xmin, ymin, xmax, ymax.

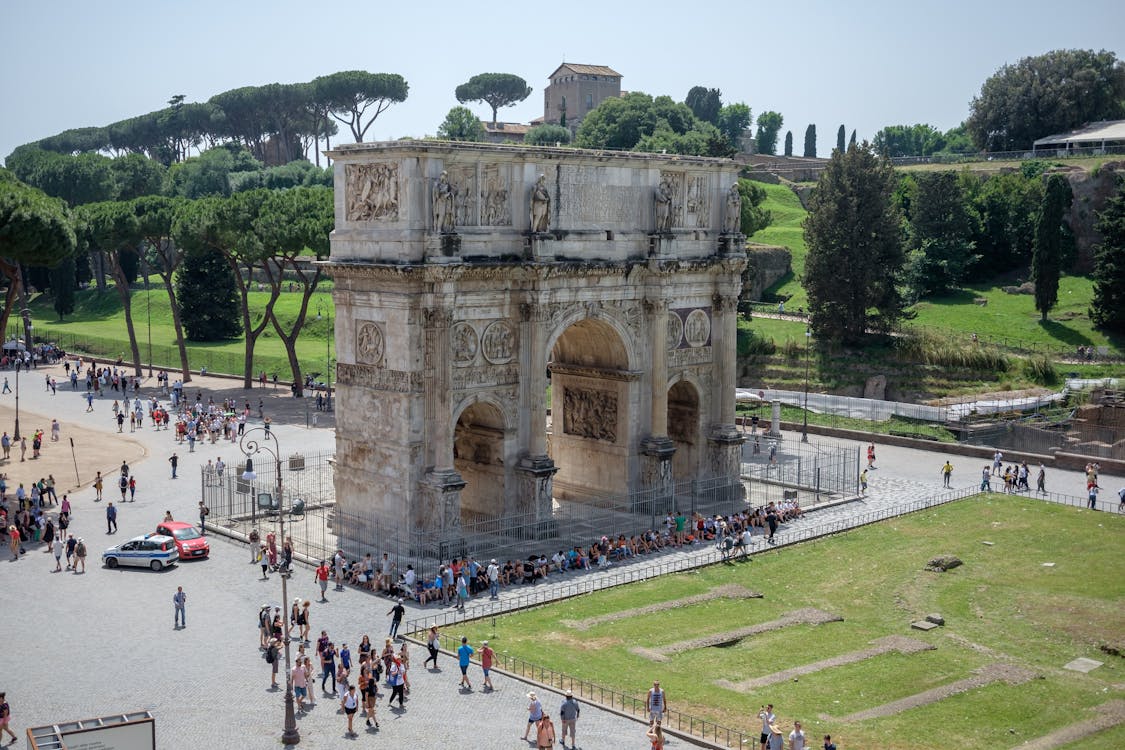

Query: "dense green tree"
<box><xmin>110</xmin><ymin>153</ymin><xmax>166</xmax><ymax>200</ymax></box>
<box><xmin>717</xmin><ymin>103</ymin><xmax>752</xmax><ymax>148</ymax></box>
<box><xmin>1090</xmin><ymin>177</ymin><xmax>1125</xmax><ymax>332</ymax></box>
<box><xmin>873</xmin><ymin>124</ymin><xmax>945</xmax><ymax>157</ymax></box>
<box><xmin>174</xmin><ymin>243</ymin><xmax>242</xmax><ymax>341</ymax></box>
<box><xmin>968</xmin><ymin>49</ymin><xmax>1125</xmax><ymax>151</ymax></box>
<box><xmin>524</xmin><ymin>124</ymin><xmax>571</xmax><ymax>146</ymax></box>
<box><xmin>1031</xmin><ymin>173</ymin><xmax>1073</xmax><ymax>321</ymax></box>
<box><xmin>783</xmin><ymin>131</ymin><xmax>793</xmax><ymax>156</ymax></box>
<box><xmin>936</xmin><ymin>123</ymin><xmax>977</xmax><ymax>155</ymax></box>
<box><xmin>684</xmin><ymin>86</ymin><xmax>722</xmax><ymax>125</ymax></box>
<box><xmin>0</xmin><ymin>174</ymin><xmax>76</xmax><ymax>335</ymax></box>
<box><xmin>903</xmin><ymin>172</ymin><xmax>980</xmax><ymax>296</ymax></box>
<box><xmin>836</xmin><ymin>125</ymin><xmax>846</xmax><ymax>153</ymax></box>
<box><xmin>575</xmin><ymin>92</ymin><xmax>716</xmax><ymax>155</ymax></box>
<box><xmin>171</xmin><ymin>198</ymin><xmax>245</xmax><ymax>344</ymax></box>
<box><xmin>6</xmin><ymin>149</ymin><xmax>117</xmax><ymax>206</ymax></box>
<box><xmin>436</xmin><ymin>106</ymin><xmax>486</xmax><ymax>141</ymax></box>
<box><xmin>164</xmin><ymin>145</ymin><xmax>261</xmax><ymax>199</ymax></box>
<box><xmin>970</xmin><ymin>172</ymin><xmax>1042</xmax><ymax>276</ymax></box>
<box><xmin>455</xmin><ymin>73</ymin><xmax>531</xmax><ymax>126</ymax></box>
<box><xmin>803</xmin><ymin>144</ymin><xmax>906</xmax><ymax>343</ymax></box>
<box><xmin>308</xmin><ymin>71</ymin><xmax>409</xmax><ymax>143</ymax></box>
<box><xmin>755</xmin><ymin>112</ymin><xmax>784</xmax><ymax>155</ymax></box>
<box><xmin>738</xmin><ymin>179</ymin><xmax>772</xmax><ymax>236</ymax></box>
<box><xmin>49</xmin><ymin>255</ymin><xmax>77</xmax><ymax>320</ymax></box>
<box><xmin>32</xmin><ymin>127</ymin><xmax>112</xmax><ymax>155</ymax></box>
<box><xmin>803</xmin><ymin>124</ymin><xmax>816</xmax><ymax>158</ymax></box>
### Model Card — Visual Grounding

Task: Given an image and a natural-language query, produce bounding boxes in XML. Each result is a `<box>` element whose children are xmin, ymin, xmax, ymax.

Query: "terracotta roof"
<box><xmin>549</xmin><ymin>63</ymin><xmax>622</xmax><ymax>79</ymax></box>
<box><xmin>482</xmin><ymin>121</ymin><xmax>531</xmax><ymax>134</ymax></box>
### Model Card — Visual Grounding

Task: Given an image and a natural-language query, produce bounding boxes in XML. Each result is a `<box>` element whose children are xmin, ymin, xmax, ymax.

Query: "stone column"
<box><xmin>640</xmin><ymin>297</ymin><xmax>675</xmax><ymax>513</ymax></box>
<box><xmin>516</xmin><ymin>301</ymin><xmax>556</xmax><ymax>528</ymax></box>
<box><xmin>767</xmin><ymin>399</ymin><xmax>782</xmax><ymax>438</ymax></box>
<box><xmin>421</xmin><ymin>305</ymin><xmax>464</xmax><ymax>532</ymax></box>
<box><xmin>707</xmin><ymin>293</ymin><xmax>743</xmax><ymax>499</ymax></box>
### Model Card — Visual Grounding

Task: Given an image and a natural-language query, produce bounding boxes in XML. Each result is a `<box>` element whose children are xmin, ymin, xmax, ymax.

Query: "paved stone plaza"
<box><xmin>0</xmin><ymin>363</ymin><xmax>1116</xmax><ymax>748</ymax></box>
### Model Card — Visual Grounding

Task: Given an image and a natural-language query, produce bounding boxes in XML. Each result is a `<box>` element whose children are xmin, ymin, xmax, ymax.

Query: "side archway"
<box><xmin>667</xmin><ymin>378</ymin><xmax>702</xmax><ymax>481</ymax></box>
<box><xmin>452</xmin><ymin>399</ymin><xmax>510</xmax><ymax>523</ymax></box>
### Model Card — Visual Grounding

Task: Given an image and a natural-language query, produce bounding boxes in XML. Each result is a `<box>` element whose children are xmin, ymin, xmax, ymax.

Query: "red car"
<box><xmin>155</xmin><ymin>521</ymin><xmax>210</xmax><ymax>560</ymax></box>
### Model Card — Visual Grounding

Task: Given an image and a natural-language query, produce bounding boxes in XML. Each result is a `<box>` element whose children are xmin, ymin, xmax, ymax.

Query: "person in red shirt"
<box><xmin>315</xmin><ymin>560</ymin><xmax>331</xmax><ymax>602</ymax></box>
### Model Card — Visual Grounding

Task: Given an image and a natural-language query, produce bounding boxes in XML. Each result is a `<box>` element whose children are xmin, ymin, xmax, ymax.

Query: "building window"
<box><xmin>586</xmin><ymin>93</ymin><xmax>593</xmax><ymax>111</ymax></box>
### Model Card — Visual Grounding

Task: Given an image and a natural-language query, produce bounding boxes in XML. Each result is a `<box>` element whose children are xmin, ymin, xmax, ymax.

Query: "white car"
<box><xmin>102</xmin><ymin>534</ymin><xmax>180</xmax><ymax>571</ymax></box>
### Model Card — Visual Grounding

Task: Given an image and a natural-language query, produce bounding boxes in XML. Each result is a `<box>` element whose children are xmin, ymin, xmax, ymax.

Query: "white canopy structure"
<box><xmin>1032</xmin><ymin>120</ymin><xmax>1125</xmax><ymax>154</ymax></box>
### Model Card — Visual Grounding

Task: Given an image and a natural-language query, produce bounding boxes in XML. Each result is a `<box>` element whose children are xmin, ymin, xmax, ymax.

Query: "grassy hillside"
<box><xmin>743</xmin><ymin>180</ymin><xmax>1122</xmax><ymax>356</ymax></box>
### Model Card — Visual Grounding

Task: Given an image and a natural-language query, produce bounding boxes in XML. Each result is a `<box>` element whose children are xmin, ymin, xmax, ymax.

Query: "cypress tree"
<box><xmin>1032</xmin><ymin>173</ymin><xmax>1072</xmax><ymax>321</ymax></box>
<box><xmin>803</xmin><ymin>124</ymin><xmax>816</xmax><ymax>158</ymax></box>
<box><xmin>836</xmin><ymin>124</ymin><xmax>846</xmax><ymax>152</ymax></box>
<box><xmin>783</xmin><ymin>131</ymin><xmax>793</xmax><ymax>156</ymax></box>
<box><xmin>50</xmin><ymin>255</ymin><xmax>77</xmax><ymax>320</ymax></box>
<box><xmin>849</xmin><ymin>129</ymin><xmax>857</xmax><ymax>149</ymax></box>
<box><xmin>1090</xmin><ymin>178</ymin><xmax>1125</xmax><ymax>333</ymax></box>
<box><xmin>176</xmin><ymin>247</ymin><xmax>242</xmax><ymax>340</ymax></box>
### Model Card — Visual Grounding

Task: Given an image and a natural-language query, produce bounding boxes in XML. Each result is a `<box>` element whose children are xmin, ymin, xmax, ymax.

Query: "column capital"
<box><xmin>642</xmin><ymin>297</ymin><xmax>669</xmax><ymax>316</ymax></box>
<box><xmin>712</xmin><ymin>293</ymin><xmax>739</xmax><ymax>312</ymax></box>
<box><xmin>422</xmin><ymin>307</ymin><xmax>454</xmax><ymax>329</ymax></box>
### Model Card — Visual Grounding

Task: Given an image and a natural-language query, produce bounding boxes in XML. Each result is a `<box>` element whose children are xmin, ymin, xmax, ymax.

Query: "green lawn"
<box><xmin>748</xmin><ymin>182</ymin><xmax>809</xmax><ymax>309</ymax></box>
<box><xmin>459</xmin><ymin>497</ymin><xmax>1124</xmax><ymax>750</ymax></box>
<box><xmin>21</xmin><ymin>280</ymin><xmax>336</xmax><ymax>377</ymax></box>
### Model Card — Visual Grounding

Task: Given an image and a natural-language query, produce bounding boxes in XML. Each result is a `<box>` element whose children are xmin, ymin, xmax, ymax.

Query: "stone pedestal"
<box><xmin>524</xmin><ymin>232</ymin><xmax>554</xmax><ymax>260</ymax></box>
<box><xmin>718</xmin><ymin>233</ymin><xmax>744</xmax><ymax>256</ymax></box>
<box><xmin>424</xmin><ymin>233</ymin><xmax>461</xmax><ymax>261</ymax></box>
<box><xmin>515</xmin><ymin>455</ymin><xmax>557</xmax><ymax>537</ymax></box>
<box><xmin>418</xmin><ymin>468</ymin><xmax>466</xmax><ymax>532</ymax></box>
<box><xmin>767</xmin><ymin>399</ymin><xmax>782</xmax><ymax>437</ymax></box>
<box><xmin>640</xmin><ymin>436</ymin><xmax>676</xmax><ymax>514</ymax></box>
<box><xmin>648</xmin><ymin>233</ymin><xmax>674</xmax><ymax>258</ymax></box>
<box><xmin>707</xmin><ymin>429</ymin><xmax>744</xmax><ymax>504</ymax></box>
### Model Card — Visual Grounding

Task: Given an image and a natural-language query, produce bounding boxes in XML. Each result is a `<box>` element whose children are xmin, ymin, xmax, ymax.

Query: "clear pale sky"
<box><xmin>2</xmin><ymin>0</ymin><xmax>1123</xmax><ymax>164</ymax></box>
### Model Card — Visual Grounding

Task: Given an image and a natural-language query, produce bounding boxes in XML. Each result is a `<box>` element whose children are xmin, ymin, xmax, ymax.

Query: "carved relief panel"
<box><xmin>683</xmin><ymin>309</ymin><xmax>712</xmax><ymax>348</ymax></box>
<box><xmin>685</xmin><ymin>173</ymin><xmax>710</xmax><ymax>228</ymax></box>
<box><xmin>355</xmin><ymin>320</ymin><xmax>386</xmax><ymax>366</ymax></box>
<box><xmin>562</xmin><ymin>387</ymin><xmax>618</xmax><ymax>442</ymax></box>
<box><xmin>345</xmin><ymin>163</ymin><xmax>399</xmax><ymax>222</ymax></box>
<box><xmin>481</xmin><ymin>164</ymin><xmax>511</xmax><ymax>226</ymax></box>
<box><xmin>446</xmin><ymin>165</ymin><xmax>477</xmax><ymax>227</ymax></box>
<box><xmin>659</xmin><ymin>170</ymin><xmax>685</xmax><ymax>228</ymax></box>
<box><xmin>667</xmin><ymin>311</ymin><xmax>684</xmax><ymax>350</ymax></box>
<box><xmin>481</xmin><ymin>320</ymin><xmax>516</xmax><ymax>364</ymax></box>
<box><xmin>451</xmin><ymin>322</ymin><xmax>479</xmax><ymax>367</ymax></box>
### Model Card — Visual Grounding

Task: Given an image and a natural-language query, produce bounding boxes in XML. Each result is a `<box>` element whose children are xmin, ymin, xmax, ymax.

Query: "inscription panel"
<box><xmin>337</xmin><ymin>363</ymin><xmax>423</xmax><ymax>392</ymax></box>
<box><xmin>559</xmin><ymin>166</ymin><xmax>640</xmax><ymax>225</ymax></box>
<box><xmin>451</xmin><ymin>364</ymin><xmax>520</xmax><ymax>389</ymax></box>
<box><xmin>669</xmin><ymin>346</ymin><xmax>713</xmax><ymax>367</ymax></box>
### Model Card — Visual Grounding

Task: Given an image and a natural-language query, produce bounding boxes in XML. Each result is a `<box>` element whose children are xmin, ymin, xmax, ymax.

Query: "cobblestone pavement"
<box><xmin>0</xmin><ymin>364</ymin><xmax>1118</xmax><ymax>749</ymax></box>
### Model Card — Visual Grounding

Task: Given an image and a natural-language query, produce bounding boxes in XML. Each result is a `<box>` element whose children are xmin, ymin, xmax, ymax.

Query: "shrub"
<box><xmin>895</xmin><ymin>331</ymin><xmax>1011</xmax><ymax>371</ymax></box>
<box><xmin>738</xmin><ymin>328</ymin><xmax>777</xmax><ymax>357</ymax></box>
<box><xmin>1022</xmin><ymin>355</ymin><xmax>1059</xmax><ymax>385</ymax></box>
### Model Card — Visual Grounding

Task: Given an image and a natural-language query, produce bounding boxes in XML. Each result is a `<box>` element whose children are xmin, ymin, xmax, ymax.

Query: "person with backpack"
<box><xmin>265</xmin><ymin>638</ymin><xmax>280</xmax><ymax>688</ymax></box>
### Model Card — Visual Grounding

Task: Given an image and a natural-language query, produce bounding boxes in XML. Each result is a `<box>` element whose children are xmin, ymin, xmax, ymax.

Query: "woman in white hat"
<box><xmin>522</xmin><ymin>691</ymin><xmax>543</xmax><ymax>741</ymax></box>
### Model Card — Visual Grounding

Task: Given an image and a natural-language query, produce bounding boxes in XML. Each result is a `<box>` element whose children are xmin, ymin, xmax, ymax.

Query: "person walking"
<box><xmin>559</xmin><ymin>690</ymin><xmax>580</xmax><ymax>748</ymax></box>
<box><xmin>480</xmin><ymin>640</ymin><xmax>495</xmax><ymax>691</ymax></box>
<box><xmin>457</xmin><ymin>636</ymin><xmax>474</xmax><ymax>690</ymax></box>
<box><xmin>266</xmin><ymin>638</ymin><xmax>281</xmax><ymax>689</ymax></box>
<box><xmin>51</xmin><ymin>535</ymin><xmax>63</xmax><ymax>571</ymax></box>
<box><xmin>535</xmin><ymin>713</ymin><xmax>556</xmax><ymax>750</ymax></box>
<box><xmin>424</xmin><ymin>624</ymin><xmax>440</xmax><ymax>669</ymax></box>
<box><xmin>169</xmin><ymin>452</ymin><xmax>179</xmax><ymax>479</ymax></box>
<box><xmin>387</xmin><ymin>598</ymin><xmax>405</xmax><ymax>639</ymax></box>
<box><xmin>128</xmin><ymin>476</ymin><xmax>136</xmax><ymax>502</ymax></box>
<box><xmin>646</xmin><ymin>680</ymin><xmax>667</xmax><ymax>723</ymax></box>
<box><xmin>341</xmin><ymin>684</ymin><xmax>360</xmax><ymax>736</ymax></box>
<box><xmin>1087</xmin><ymin>480</ymin><xmax>1100</xmax><ymax>510</ymax></box>
<box><xmin>859</xmin><ymin>469</ymin><xmax>868</xmax><ymax>494</ymax></box>
<box><xmin>315</xmin><ymin>560</ymin><xmax>331</xmax><ymax>602</ymax></box>
<box><xmin>487</xmin><ymin>558</ymin><xmax>500</xmax><ymax>599</ymax></box>
<box><xmin>941</xmin><ymin>460</ymin><xmax>953</xmax><ymax>488</ymax></box>
<box><xmin>198</xmin><ymin>500</ymin><xmax>210</xmax><ymax>534</ymax></box>
<box><xmin>93</xmin><ymin>471</ymin><xmax>103</xmax><ymax>501</ymax></box>
<box><xmin>74</xmin><ymin>537</ymin><xmax>87</xmax><ymax>573</ymax></box>
<box><xmin>0</xmin><ymin>692</ymin><xmax>17</xmax><ymax>745</ymax></box>
<box><xmin>388</xmin><ymin>655</ymin><xmax>406</xmax><ymax>708</ymax></box>
<box><xmin>1037</xmin><ymin>464</ymin><xmax>1047</xmax><ymax>494</ymax></box>
<box><xmin>173</xmin><ymin>586</ymin><xmax>187</xmax><ymax>628</ymax></box>
<box><xmin>106</xmin><ymin>502</ymin><xmax>117</xmax><ymax>534</ymax></box>
<box><xmin>522</xmin><ymin>692</ymin><xmax>544</xmax><ymax>741</ymax></box>
<box><xmin>866</xmin><ymin>443</ymin><xmax>876</xmax><ymax>469</ymax></box>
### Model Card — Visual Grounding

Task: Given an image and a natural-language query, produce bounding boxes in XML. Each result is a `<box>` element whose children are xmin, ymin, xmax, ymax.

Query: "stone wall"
<box><xmin>743</xmin><ymin>244</ymin><xmax>792</xmax><ymax>301</ymax></box>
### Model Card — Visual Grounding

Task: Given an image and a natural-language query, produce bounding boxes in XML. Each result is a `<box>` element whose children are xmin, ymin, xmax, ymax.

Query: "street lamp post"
<box><xmin>801</xmin><ymin>326</ymin><xmax>811</xmax><ymax>443</ymax></box>
<box><xmin>316</xmin><ymin>302</ymin><xmax>332</xmax><ymax>412</ymax></box>
<box><xmin>240</xmin><ymin>427</ymin><xmax>300</xmax><ymax>746</ymax></box>
<box><xmin>144</xmin><ymin>259</ymin><xmax>153</xmax><ymax>377</ymax></box>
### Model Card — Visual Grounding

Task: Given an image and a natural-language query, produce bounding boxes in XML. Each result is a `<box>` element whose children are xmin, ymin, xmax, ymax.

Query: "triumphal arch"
<box><xmin>324</xmin><ymin>142</ymin><xmax>745</xmax><ymax>534</ymax></box>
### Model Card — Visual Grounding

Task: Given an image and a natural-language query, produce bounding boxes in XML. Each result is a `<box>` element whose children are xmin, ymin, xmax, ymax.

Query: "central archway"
<box><xmin>547</xmin><ymin>316</ymin><xmax>637</xmax><ymax>501</ymax></box>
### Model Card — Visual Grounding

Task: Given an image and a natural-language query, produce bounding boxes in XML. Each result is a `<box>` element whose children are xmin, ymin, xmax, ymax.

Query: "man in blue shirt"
<box><xmin>457</xmin><ymin>636</ymin><xmax>474</xmax><ymax>690</ymax></box>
